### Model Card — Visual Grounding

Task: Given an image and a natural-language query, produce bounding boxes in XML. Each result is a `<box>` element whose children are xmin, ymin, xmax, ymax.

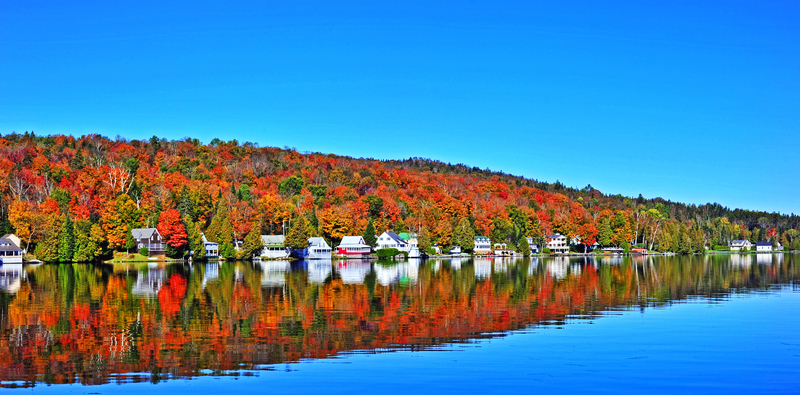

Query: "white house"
<box><xmin>261</xmin><ymin>235</ymin><xmax>289</xmax><ymax>259</ymax></box>
<box><xmin>755</xmin><ymin>242</ymin><xmax>773</xmax><ymax>252</ymax></box>
<box><xmin>0</xmin><ymin>234</ymin><xmax>24</xmax><ymax>264</ymax></box>
<box><xmin>525</xmin><ymin>237</ymin><xmax>540</xmax><ymax>253</ymax></box>
<box><xmin>474</xmin><ymin>236</ymin><xmax>491</xmax><ymax>254</ymax></box>
<box><xmin>546</xmin><ymin>234</ymin><xmax>569</xmax><ymax>254</ymax></box>
<box><xmin>305</xmin><ymin>237</ymin><xmax>333</xmax><ymax>259</ymax></box>
<box><xmin>201</xmin><ymin>233</ymin><xmax>219</xmax><ymax>258</ymax></box>
<box><xmin>337</xmin><ymin>236</ymin><xmax>371</xmax><ymax>256</ymax></box>
<box><xmin>730</xmin><ymin>240</ymin><xmax>753</xmax><ymax>251</ymax></box>
<box><xmin>377</xmin><ymin>231</ymin><xmax>420</xmax><ymax>257</ymax></box>
<box><xmin>377</xmin><ymin>232</ymin><xmax>408</xmax><ymax>250</ymax></box>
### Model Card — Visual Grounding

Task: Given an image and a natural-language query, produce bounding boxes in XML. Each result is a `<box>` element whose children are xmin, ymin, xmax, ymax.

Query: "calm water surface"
<box><xmin>1</xmin><ymin>254</ymin><xmax>798</xmax><ymax>394</ymax></box>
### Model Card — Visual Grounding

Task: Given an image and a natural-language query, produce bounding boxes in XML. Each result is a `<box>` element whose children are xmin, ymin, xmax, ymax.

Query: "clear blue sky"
<box><xmin>2</xmin><ymin>1</ymin><xmax>798</xmax><ymax>214</ymax></box>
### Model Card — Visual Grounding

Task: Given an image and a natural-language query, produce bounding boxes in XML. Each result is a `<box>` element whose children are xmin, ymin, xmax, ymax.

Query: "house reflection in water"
<box><xmin>546</xmin><ymin>257</ymin><xmax>569</xmax><ymax>280</ymax></box>
<box><xmin>757</xmin><ymin>253</ymin><xmax>783</xmax><ymax>266</ymax></box>
<box><xmin>374</xmin><ymin>261</ymin><xmax>419</xmax><ymax>286</ymax></box>
<box><xmin>202</xmin><ymin>262</ymin><xmax>219</xmax><ymax>289</ymax></box>
<box><xmin>307</xmin><ymin>260</ymin><xmax>333</xmax><ymax>284</ymax></box>
<box><xmin>0</xmin><ymin>263</ymin><xmax>25</xmax><ymax>294</ymax></box>
<box><xmin>337</xmin><ymin>260</ymin><xmax>371</xmax><ymax>284</ymax></box>
<box><xmin>473</xmin><ymin>258</ymin><xmax>492</xmax><ymax>279</ymax></box>
<box><xmin>449</xmin><ymin>257</ymin><xmax>462</xmax><ymax>271</ymax></box>
<box><xmin>132</xmin><ymin>266</ymin><xmax>165</xmax><ymax>297</ymax></box>
<box><xmin>730</xmin><ymin>254</ymin><xmax>752</xmax><ymax>268</ymax></box>
<box><xmin>259</xmin><ymin>261</ymin><xmax>290</xmax><ymax>288</ymax></box>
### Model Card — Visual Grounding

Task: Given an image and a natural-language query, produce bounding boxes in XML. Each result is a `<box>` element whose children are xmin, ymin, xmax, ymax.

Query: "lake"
<box><xmin>1</xmin><ymin>254</ymin><xmax>798</xmax><ymax>394</ymax></box>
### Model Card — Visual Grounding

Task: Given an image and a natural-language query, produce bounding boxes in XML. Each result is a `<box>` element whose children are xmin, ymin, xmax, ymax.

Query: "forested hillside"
<box><xmin>1</xmin><ymin>132</ymin><xmax>798</xmax><ymax>261</ymax></box>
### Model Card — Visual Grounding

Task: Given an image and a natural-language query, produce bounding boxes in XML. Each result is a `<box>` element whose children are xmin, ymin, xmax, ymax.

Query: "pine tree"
<box><xmin>285</xmin><ymin>215</ymin><xmax>309</xmax><ymax>250</ymax></box>
<box><xmin>518</xmin><ymin>235</ymin><xmax>531</xmax><ymax>257</ymax></box>
<box><xmin>219</xmin><ymin>216</ymin><xmax>236</xmax><ymax>259</ymax></box>
<box><xmin>598</xmin><ymin>217</ymin><xmax>612</xmax><ymax>247</ymax></box>
<box><xmin>35</xmin><ymin>220</ymin><xmax>60</xmax><ymax>262</ymax></box>
<box><xmin>185</xmin><ymin>216</ymin><xmax>206</xmax><ymax>260</ymax></box>
<box><xmin>70</xmin><ymin>148</ymin><xmax>84</xmax><ymax>170</ymax></box>
<box><xmin>363</xmin><ymin>218</ymin><xmax>377</xmax><ymax>248</ymax></box>
<box><xmin>124</xmin><ymin>229</ymin><xmax>136</xmax><ymax>252</ymax></box>
<box><xmin>239</xmin><ymin>223</ymin><xmax>264</xmax><ymax>259</ymax></box>
<box><xmin>178</xmin><ymin>187</ymin><xmax>194</xmax><ymax>220</ymax></box>
<box><xmin>58</xmin><ymin>214</ymin><xmax>75</xmax><ymax>262</ymax></box>
<box><xmin>418</xmin><ymin>226</ymin><xmax>432</xmax><ymax>254</ymax></box>
<box><xmin>453</xmin><ymin>217</ymin><xmax>475</xmax><ymax>251</ymax></box>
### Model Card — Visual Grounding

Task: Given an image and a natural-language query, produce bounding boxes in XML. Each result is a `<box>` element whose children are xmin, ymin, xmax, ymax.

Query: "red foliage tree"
<box><xmin>157</xmin><ymin>208</ymin><xmax>188</xmax><ymax>248</ymax></box>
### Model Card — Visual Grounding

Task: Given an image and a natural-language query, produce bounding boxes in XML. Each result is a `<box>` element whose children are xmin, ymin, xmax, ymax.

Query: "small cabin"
<box><xmin>0</xmin><ymin>234</ymin><xmax>24</xmax><ymax>264</ymax></box>
<box><xmin>730</xmin><ymin>240</ymin><xmax>753</xmax><ymax>251</ymax></box>
<box><xmin>755</xmin><ymin>242</ymin><xmax>773</xmax><ymax>252</ymax></box>
<box><xmin>201</xmin><ymin>233</ymin><xmax>219</xmax><ymax>257</ymax></box>
<box><xmin>261</xmin><ymin>235</ymin><xmax>289</xmax><ymax>259</ymax></box>
<box><xmin>131</xmin><ymin>228</ymin><xmax>165</xmax><ymax>255</ymax></box>
<box><xmin>337</xmin><ymin>236</ymin><xmax>371</xmax><ymax>256</ymax></box>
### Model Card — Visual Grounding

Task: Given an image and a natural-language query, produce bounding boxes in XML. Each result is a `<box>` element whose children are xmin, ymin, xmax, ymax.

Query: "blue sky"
<box><xmin>2</xmin><ymin>1</ymin><xmax>798</xmax><ymax>214</ymax></box>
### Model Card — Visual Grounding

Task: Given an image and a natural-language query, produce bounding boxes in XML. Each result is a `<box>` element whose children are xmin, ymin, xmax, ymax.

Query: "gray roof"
<box><xmin>0</xmin><ymin>236</ymin><xmax>22</xmax><ymax>252</ymax></box>
<box><xmin>131</xmin><ymin>228</ymin><xmax>159</xmax><ymax>239</ymax></box>
<box><xmin>385</xmin><ymin>232</ymin><xmax>406</xmax><ymax>244</ymax></box>
<box><xmin>261</xmin><ymin>235</ymin><xmax>286</xmax><ymax>246</ymax></box>
<box><xmin>731</xmin><ymin>240</ymin><xmax>750</xmax><ymax>244</ymax></box>
<box><xmin>309</xmin><ymin>237</ymin><xmax>329</xmax><ymax>248</ymax></box>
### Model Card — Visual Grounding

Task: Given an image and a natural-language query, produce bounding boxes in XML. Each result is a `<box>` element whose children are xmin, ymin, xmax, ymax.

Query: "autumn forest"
<box><xmin>1</xmin><ymin>132</ymin><xmax>799</xmax><ymax>262</ymax></box>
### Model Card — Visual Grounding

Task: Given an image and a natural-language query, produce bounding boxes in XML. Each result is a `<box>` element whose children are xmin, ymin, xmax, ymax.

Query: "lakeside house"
<box><xmin>337</xmin><ymin>236</ymin><xmax>371</xmax><ymax>256</ymax></box>
<box><xmin>546</xmin><ymin>234</ymin><xmax>569</xmax><ymax>254</ymax></box>
<box><xmin>730</xmin><ymin>240</ymin><xmax>753</xmax><ymax>251</ymax></box>
<box><xmin>291</xmin><ymin>237</ymin><xmax>333</xmax><ymax>259</ymax></box>
<box><xmin>0</xmin><ymin>234</ymin><xmax>24</xmax><ymax>264</ymax></box>
<box><xmin>131</xmin><ymin>228</ymin><xmax>165</xmax><ymax>255</ymax></box>
<box><xmin>398</xmin><ymin>232</ymin><xmax>418</xmax><ymax>247</ymax></box>
<box><xmin>525</xmin><ymin>237</ymin><xmax>540</xmax><ymax>253</ymax></box>
<box><xmin>201</xmin><ymin>233</ymin><xmax>219</xmax><ymax>258</ymax></box>
<box><xmin>377</xmin><ymin>231</ymin><xmax>420</xmax><ymax>257</ymax></box>
<box><xmin>474</xmin><ymin>236</ymin><xmax>491</xmax><ymax>254</ymax></box>
<box><xmin>261</xmin><ymin>235</ymin><xmax>289</xmax><ymax>258</ymax></box>
<box><xmin>376</xmin><ymin>232</ymin><xmax>408</xmax><ymax>250</ymax></box>
<box><xmin>755</xmin><ymin>242</ymin><xmax>773</xmax><ymax>252</ymax></box>
<box><xmin>493</xmin><ymin>243</ymin><xmax>515</xmax><ymax>256</ymax></box>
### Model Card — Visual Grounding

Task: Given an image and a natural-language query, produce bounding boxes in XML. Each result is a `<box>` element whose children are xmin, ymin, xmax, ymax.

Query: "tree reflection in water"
<box><xmin>0</xmin><ymin>254</ymin><xmax>796</xmax><ymax>387</ymax></box>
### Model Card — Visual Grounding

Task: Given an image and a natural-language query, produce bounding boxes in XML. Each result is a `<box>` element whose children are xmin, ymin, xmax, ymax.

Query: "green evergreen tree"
<box><xmin>178</xmin><ymin>186</ymin><xmax>194</xmax><ymax>220</ymax></box>
<box><xmin>219</xmin><ymin>216</ymin><xmax>236</xmax><ymax>259</ymax></box>
<box><xmin>206</xmin><ymin>197</ymin><xmax>229</xmax><ymax>243</ymax></box>
<box><xmin>239</xmin><ymin>223</ymin><xmax>265</xmax><ymax>259</ymax></box>
<box><xmin>518</xmin><ymin>235</ymin><xmax>531</xmax><ymax>257</ymax></box>
<box><xmin>285</xmin><ymin>215</ymin><xmax>310</xmax><ymax>249</ymax></box>
<box><xmin>598</xmin><ymin>217</ymin><xmax>612</xmax><ymax>246</ymax></box>
<box><xmin>418</xmin><ymin>226</ymin><xmax>432</xmax><ymax>254</ymax></box>
<box><xmin>70</xmin><ymin>148</ymin><xmax>84</xmax><ymax>170</ymax></box>
<box><xmin>363</xmin><ymin>218</ymin><xmax>377</xmax><ymax>248</ymax></box>
<box><xmin>57</xmin><ymin>214</ymin><xmax>75</xmax><ymax>262</ymax></box>
<box><xmin>453</xmin><ymin>217</ymin><xmax>475</xmax><ymax>251</ymax></box>
<box><xmin>185</xmin><ymin>216</ymin><xmax>206</xmax><ymax>260</ymax></box>
<box><xmin>73</xmin><ymin>220</ymin><xmax>105</xmax><ymax>262</ymax></box>
<box><xmin>124</xmin><ymin>229</ymin><xmax>136</xmax><ymax>252</ymax></box>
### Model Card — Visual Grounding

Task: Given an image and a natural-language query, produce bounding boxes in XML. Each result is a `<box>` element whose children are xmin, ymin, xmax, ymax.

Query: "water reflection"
<box><xmin>0</xmin><ymin>253</ymin><xmax>797</xmax><ymax>387</ymax></box>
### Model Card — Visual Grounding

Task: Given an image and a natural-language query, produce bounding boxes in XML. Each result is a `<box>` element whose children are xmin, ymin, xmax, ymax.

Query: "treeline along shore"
<box><xmin>0</xmin><ymin>131</ymin><xmax>798</xmax><ymax>263</ymax></box>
